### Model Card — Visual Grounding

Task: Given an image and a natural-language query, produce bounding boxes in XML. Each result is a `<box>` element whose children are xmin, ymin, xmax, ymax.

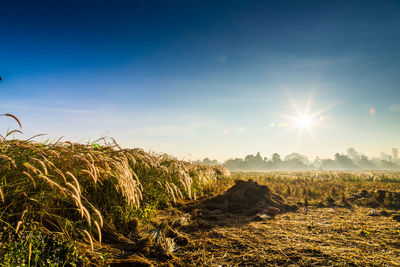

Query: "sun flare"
<box><xmin>280</xmin><ymin>94</ymin><xmax>334</xmax><ymax>139</ymax></box>
<box><xmin>295</xmin><ymin>113</ymin><xmax>314</xmax><ymax>129</ymax></box>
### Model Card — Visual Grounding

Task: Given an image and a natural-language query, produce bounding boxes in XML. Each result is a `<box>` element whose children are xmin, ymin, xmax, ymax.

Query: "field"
<box><xmin>171</xmin><ymin>172</ymin><xmax>400</xmax><ymax>266</ymax></box>
<box><xmin>1</xmin><ymin>130</ymin><xmax>400</xmax><ymax>266</ymax></box>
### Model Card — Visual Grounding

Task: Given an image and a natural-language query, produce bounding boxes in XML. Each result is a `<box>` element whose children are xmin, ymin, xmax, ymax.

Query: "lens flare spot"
<box><xmin>370</xmin><ymin>108</ymin><xmax>376</xmax><ymax>115</ymax></box>
<box><xmin>319</xmin><ymin>116</ymin><xmax>326</xmax><ymax>121</ymax></box>
<box><xmin>269</xmin><ymin>123</ymin><xmax>275</xmax><ymax>127</ymax></box>
<box><xmin>223</xmin><ymin>129</ymin><xmax>229</xmax><ymax>135</ymax></box>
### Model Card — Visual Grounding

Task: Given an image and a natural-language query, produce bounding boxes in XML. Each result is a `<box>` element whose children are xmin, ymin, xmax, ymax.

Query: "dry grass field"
<box><xmin>175</xmin><ymin>206</ymin><xmax>400</xmax><ymax>266</ymax></box>
<box><xmin>1</xmin><ymin>119</ymin><xmax>399</xmax><ymax>266</ymax></box>
<box><xmin>108</xmin><ymin>172</ymin><xmax>400</xmax><ymax>266</ymax></box>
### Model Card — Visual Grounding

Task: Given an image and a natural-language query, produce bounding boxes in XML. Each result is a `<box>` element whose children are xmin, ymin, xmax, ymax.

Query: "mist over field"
<box><xmin>197</xmin><ymin>148</ymin><xmax>400</xmax><ymax>171</ymax></box>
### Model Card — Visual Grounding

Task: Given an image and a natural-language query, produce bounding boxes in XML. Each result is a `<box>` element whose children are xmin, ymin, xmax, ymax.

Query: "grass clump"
<box><xmin>0</xmin><ymin>222</ymin><xmax>87</xmax><ymax>266</ymax></box>
<box><xmin>0</xmin><ymin>114</ymin><xmax>230</xmax><ymax>265</ymax></box>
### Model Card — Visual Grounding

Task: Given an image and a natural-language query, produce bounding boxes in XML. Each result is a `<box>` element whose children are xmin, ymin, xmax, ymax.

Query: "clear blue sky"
<box><xmin>1</xmin><ymin>0</ymin><xmax>399</xmax><ymax>161</ymax></box>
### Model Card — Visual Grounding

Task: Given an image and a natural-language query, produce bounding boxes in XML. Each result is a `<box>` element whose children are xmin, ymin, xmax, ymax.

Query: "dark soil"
<box><xmin>203</xmin><ymin>179</ymin><xmax>298</xmax><ymax>215</ymax></box>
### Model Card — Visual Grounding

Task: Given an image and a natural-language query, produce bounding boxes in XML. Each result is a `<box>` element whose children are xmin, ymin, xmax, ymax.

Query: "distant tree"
<box><xmin>283</xmin><ymin>158</ymin><xmax>308</xmax><ymax>169</ymax></box>
<box><xmin>272</xmin><ymin>153</ymin><xmax>281</xmax><ymax>163</ymax></box>
<box><xmin>244</xmin><ymin>154</ymin><xmax>254</xmax><ymax>162</ymax></box>
<box><xmin>284</xmin><ymin>153</ymin><xmax>308</xmax><ymax>164</ymax></box>
<box><xmin>243</xmin><ymin>152</ymin><xmax>265</xmax><ymax>170</ymax></box>
<box><xmin>334</xmin><ymin>153</ymin><xmax>358</xmax><ymax>170</ymax></box>
<box><xmin>202</xmin><ymin>158</ymin><xmax>219</xmax><ymax>166</ymax></box>
<box><xmin>222</xmin><ymin>149</ymin><xmax>399</xmax><ymax>171</ymax></box>
<box><xmin>381</xmin><ymin>160</ymin><xmax>399</xmax><ymax>170</ymax></box>
<box><xmin>282</xmin><ymin>153</ymin><xmax>309</xmax><ymax>170</ymax></box>
<box><xmin>320</xmin><ymin>154</ymin><xmax>358</xmax><ymax>170</ymax></box>
<box><xmin>313</xmin><ymin>156</ymin><xmax>323</xmax><ymax>169</ymax></box>
<box><xmin>392</xmin><ymin>148</ymin><xmax>398</xmax><ymax>160</ymax></box>
<box><xmin>380</xmin><ymin>152</ymin><xmax>391</xmax><ymax>162</ymax></box>
<box><xmin>357</xmin><ymin>154</ymin><xmax>375</xmax><ymax>170</ymax></box>
<box><xmin>271</xmin><ymin>153</ymin><xmax>282</xmax><ymax>169</ymax></box>
<box><xmin>320</xmin><ymin>159</ymin><xmax>338</xmax><ymax>170</ymax></box>
<box><xmin>346</xmin><ymin>147</ymin><xmax>359</xmax><ymax>160</ymax></box>
<box><xmin>223</xmin><ymin>158</ymin><xmax>244</xmax><ymax>170</ymax></box>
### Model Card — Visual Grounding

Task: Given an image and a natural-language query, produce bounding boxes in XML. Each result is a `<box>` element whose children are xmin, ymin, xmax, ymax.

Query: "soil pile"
<box><xmin>349</xmin><ymin>189</ymin><xmax>400</xmax><ymax>209</ymax></box>
<box><xmin>204</xmin><ymin>179</ymin><xmax>297</xmax><ymax>216</ymax></box>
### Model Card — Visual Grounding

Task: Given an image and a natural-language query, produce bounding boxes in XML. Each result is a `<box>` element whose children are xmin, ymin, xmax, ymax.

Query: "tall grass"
<box><xmin>0</xmin><ymin>114</ymin><xmax>229</xmax><ymax>264</ymax></box>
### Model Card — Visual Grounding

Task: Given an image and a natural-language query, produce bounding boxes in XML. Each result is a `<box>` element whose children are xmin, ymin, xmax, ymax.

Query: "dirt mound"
<box><xmin>204</xmin><ymin>179</ymin><xmax>297</xmax><ymax>216</ymax></box>
<box><xmin>349</xmin><ymin>189</ymin><xmax>400</xmax><ymax>209</ymax></box>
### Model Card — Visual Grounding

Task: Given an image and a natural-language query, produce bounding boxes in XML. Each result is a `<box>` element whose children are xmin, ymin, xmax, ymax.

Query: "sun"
<box><xmin>288</xmin><ymin>112</ymin><xmax>316</xmax><ymax>137</ymax></box>
<box><xmin>279</xmin><ymin>93</ymin><xmax>334</xmax><ymax>139</ymax></box>
<box><xmin>294</xmin><ymin>113</ymin><xmax>314</xmax><ymax>130</ymax></box>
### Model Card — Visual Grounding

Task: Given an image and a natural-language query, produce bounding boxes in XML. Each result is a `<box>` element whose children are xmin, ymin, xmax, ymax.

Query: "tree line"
<box><xmin>195</xmin><ymin>148</ymin><xmax>400</xmax><ymax>171</ymax></box>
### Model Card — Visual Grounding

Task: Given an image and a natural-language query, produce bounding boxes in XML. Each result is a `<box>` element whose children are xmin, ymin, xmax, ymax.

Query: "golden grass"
<box><xmin>83</xmin><ymin>230</ymin><xmax>94</xmax><ymax>252</ymax></box>
<box><xmin>0</xmin><ymin>113</ymin><xmax>22</xmax><ymax>128</ymax></box>
<box><xmin>0</xmin><ymin>134</ymin><xmax>228</xmax><ymax>261</ymax></box>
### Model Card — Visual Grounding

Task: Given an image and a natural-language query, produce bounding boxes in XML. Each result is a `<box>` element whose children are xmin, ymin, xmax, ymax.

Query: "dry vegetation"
<box><xmin>1</xmin><ymin>114</ymin><xmax>400</xmax><ymax>266</ymax></box>
<box><xmin>168</xmin><ymin>172</ymin><xmax>400</xmax><ymax>266</ymax></box>
<box><xmin>176</xmin><ymin>206</ymin><xmax>400</xmax><ymax>266</ymax></box>
<box><xmin>0</xmin><ymin>114</ymin><xmax>229</xmax><ymax>265</ymax></box>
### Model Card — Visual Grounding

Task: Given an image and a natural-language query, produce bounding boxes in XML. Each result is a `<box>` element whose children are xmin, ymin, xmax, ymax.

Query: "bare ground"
<box><xmin>108</xmin><ymin>179</ymin><xmax>400</xmax><ymax>266</ymax></box>
<box><xmin>174</xmin><ymin>206</ymin><xmax>400</xmax><ymax>266</ymax></box>
<box><xmin>108</xmin><ymin>203</ymin><xmax>400</xmax><ymax>266</ymax></box>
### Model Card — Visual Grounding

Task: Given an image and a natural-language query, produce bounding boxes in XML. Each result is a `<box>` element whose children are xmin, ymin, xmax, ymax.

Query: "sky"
<box><xmin>1</xmin><ymin>0</ymin><xmax>400</xmax><ymax>161</ymax></box>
